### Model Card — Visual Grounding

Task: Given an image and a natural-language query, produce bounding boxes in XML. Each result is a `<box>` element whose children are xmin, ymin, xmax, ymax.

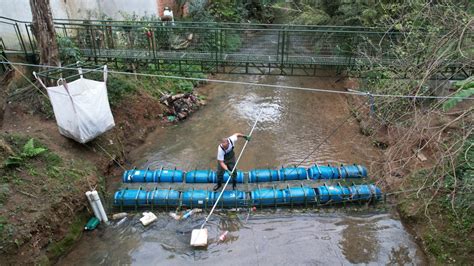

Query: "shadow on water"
<box><xmin>59</xmin><ymin>74</ymin><xmax>426</xmax><ymax>265</ymax></box>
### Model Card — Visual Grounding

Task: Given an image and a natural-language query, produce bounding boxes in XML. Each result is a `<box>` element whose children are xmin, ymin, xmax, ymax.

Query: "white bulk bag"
<box><xmin>34</xmin><ymin>66</ymin><xmax>115</xmax><ymax>143</ymax></box>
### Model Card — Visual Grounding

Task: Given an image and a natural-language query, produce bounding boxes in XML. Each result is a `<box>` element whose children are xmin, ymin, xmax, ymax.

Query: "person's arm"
<box><xmin>218</xmin><ymin>160</ymin><xmax>228</xmax><ymax>171</ymax></box>
<box><xmin>231</xmin><ymin>133</ymin><xmax>250</xmax><ymax>141</ymax></box>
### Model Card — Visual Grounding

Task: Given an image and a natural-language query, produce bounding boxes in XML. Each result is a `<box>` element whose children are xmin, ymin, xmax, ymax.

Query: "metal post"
<box><xmin>214</xmin><ymin>29</ymin><xmax>219</xmax><ymax>73</ymax></box>
<box><xmin>24</xmin><ymin>24</ymin><xmax>35</xmax><ymax>54</ymax></box>
<box><xmin>89</xmin><ymin>26</ymin><xmax>98</xmax><ymax>63</ymax></box>
<box><xmin>15</xmin><ymin>23</ymin><xmax>28</xmax><ymax>59</ymax></box>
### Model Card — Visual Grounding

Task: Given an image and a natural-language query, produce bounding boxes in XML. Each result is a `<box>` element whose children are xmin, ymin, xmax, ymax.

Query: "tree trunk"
<box><xmin>29</xmin><ymin>0</ymin><xmax>60</xmax><ymax>69</ymax></box>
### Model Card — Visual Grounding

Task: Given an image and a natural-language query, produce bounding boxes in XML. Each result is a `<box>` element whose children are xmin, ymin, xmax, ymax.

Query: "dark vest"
<box><xmin>220</xmin><ymin>138</ymin><xmax>235</xmax><ymax>161</ymax></box>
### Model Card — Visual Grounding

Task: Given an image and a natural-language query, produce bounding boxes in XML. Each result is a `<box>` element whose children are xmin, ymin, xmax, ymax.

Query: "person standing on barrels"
<box><xmin>214</xmin><ymin>133</ymin><xmax>251</xmax><ymax>191</ymax></box>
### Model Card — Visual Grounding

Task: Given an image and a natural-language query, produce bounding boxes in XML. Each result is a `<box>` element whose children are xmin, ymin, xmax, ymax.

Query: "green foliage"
<box><xmin>0</xmin><ymin>184</ymin><xmax>9</xmax><ymax>205</ymax></box>
<box><xmin>224</xmin><ymin>32</ymin><xmax>242</xmax><ymax>52</ymax></box>
<box><xmin>209</xmin><ymin>1</ymin><xmax>248</xmax><ymax>23</ymax></box>
<box><xmin>106</xmin><ymin>74</ymin><xmax>137</xmax><ymax>106</ymax></box>
<box><xmin>400</xmin><ymin>136</ymin><xmax>474</xmax><ymax>263</ymax></box>
<box><xmin>187</xmin><ymin>0</ymin><xmax>273</xmax><ymax>23</ymax></box>
<box><xmin>187</xmin><ymin>0</ymin><xmax>215</xmax><ymax>22</ymax></box>
<box><xmin>292</xmin><ymin>6</ymin><xmax>330</xmax><ymax>25</ymax></box>
<box><xmin>0</xmin><ymin>216</ymin><xmax>6</xmax><ymax>233</ymax></box>
<box><xmin>57</xmin><ymin>36</ymin><xmax>82</xmax><ymax>64</ymax></box>
<box><xmin>5</xmin><ymin>139</ymin><xmax>47</xmax><ymax>167</ymax></box>
<box><xmin>442</xmin><ymin>77</ymin><xmax>474</xmax><ymax>111</ymax></box>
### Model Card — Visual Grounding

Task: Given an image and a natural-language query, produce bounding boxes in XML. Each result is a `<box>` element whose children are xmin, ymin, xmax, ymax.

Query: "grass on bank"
<box><xmin>398</xmin><ymin>136</ymin><xmax>473</xmax><ymax>264</ymax></box>
<box><xmin>0</xmin><ymin>134</ymin><xmax>96</xmax><ymax>258</ymax></box>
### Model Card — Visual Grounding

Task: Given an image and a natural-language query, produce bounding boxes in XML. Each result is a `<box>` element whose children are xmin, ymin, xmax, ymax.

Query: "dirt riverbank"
<box><xmin>0</xmin><ymin>68</ymin><xmax>204</xmax><ymax>264</ymax></box>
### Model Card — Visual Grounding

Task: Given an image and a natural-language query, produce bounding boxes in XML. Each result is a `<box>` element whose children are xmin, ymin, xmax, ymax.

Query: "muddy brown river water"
<box><xmin>58</xmin><ymin>74</ymin><xmax>426</xmax><ymax>265</ymax></box>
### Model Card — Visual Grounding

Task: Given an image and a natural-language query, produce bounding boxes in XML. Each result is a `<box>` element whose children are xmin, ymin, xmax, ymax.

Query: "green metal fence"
<box><xmin>0</xmin><ymin>16</ymin><xmax>471</xmax><ymax>78</ymax></box>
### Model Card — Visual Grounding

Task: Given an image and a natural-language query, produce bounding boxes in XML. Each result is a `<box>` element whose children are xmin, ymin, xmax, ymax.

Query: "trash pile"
<box><xmin>160</xmin><ymin>93</ymin><xmax>203</xmax><ymax>121</ymax></box>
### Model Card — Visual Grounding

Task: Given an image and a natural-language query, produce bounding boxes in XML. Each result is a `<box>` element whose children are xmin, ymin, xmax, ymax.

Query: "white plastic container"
<box><xmin>190</xmin><ymin>228</ymin><xmax>208</xmax><ymax>247</ymax></box>
<box><xmin>140</xmin><ymin>212</ymin><xmax>157</xmax><ymax>226</ymax></box>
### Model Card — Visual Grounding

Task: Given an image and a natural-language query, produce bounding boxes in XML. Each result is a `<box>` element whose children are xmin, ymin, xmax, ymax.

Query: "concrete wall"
<box><xmin>0</xmin><ymin>0</ymin><xmax>160</xmax><ymax>49</ymax></box>
<box><xmin>0</xmin><ymin>0</ymin><xmax>160</xmax><ymax>21</ymax></box>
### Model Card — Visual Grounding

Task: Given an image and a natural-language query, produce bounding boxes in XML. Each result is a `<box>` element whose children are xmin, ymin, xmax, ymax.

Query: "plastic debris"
<box><xmin>182</xmin><ymin>210</ymin><xmax>194</xmax><ymax>219</ymax></box>
<box><xmin>252</xmin><ymin>206</ymin><xmax>257</xmax><ymax>212</ymax></box>
<box><xmin>140</xmin><ymin>212</ymin><xmax>157</xmax><ymax>226</ymax></box>
<box><xmin>169</xmin><ymin>212</ymin><xmax>181</xmax><ymax>220</ymax></box>
<box><xmin>116</xmin><ymin>217</ymin><xmax>127</xmax><ymax>226</ymax></box>
<box><xmin>85</xmin><ymin>217</ymin><xmax>100</xmax><ymax>231</ymax></box>
<box><xmin>219</xmin><ymin>231</ymin><xmax>229</xmax><ymax>242</ymax></box>
<box><xmin>112</xmin><ymin>212</ymin><xmax>128</xmax><ymax>220</ymax></box>
<box><xmin>167</xmin><ymin>115</ymin><xmax>176</xmax><ymax>122</ymax></box>
<box><xmin>190</xmin><ymin>228</ymin><xmax>208</xmax><ymax>247</ymax></box>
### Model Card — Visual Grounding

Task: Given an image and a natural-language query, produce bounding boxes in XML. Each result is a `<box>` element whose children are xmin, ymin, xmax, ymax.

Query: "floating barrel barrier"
<box><xmin>251</xmin><ymin>187</ymin><xmax>285</xmax><ymax>206</ymax></box>
<box><xmin>113</xmin><ymin>184</ymin><xmax>383</xmax><ymax>208</ymax></box>
<box><xmin>307</xmin><ymin>165</ymin><xmax>339</xmax><ymax>179</ymax></box>
<box><xmin>185</xmin><ymin>170</ymin><xmax>216</xmax><ymax>183</ymax></box>
<box><xmin>316</xmin><ymin>184</ymin><xmax>351</xmax><ymax>203</ymax></box>
<box><xmin>248</xmin><ymin>169</ymin><xmax>280</xmax><ymax>183</ymax></box>
<box><xmin>214</xmin><ymin>190</ymin><xmax>247</xmax><ymax>208</ymax></box>
<box><xmin>114</xmin><ymin>188</ymin><xmax>147</xmax><ymax>206</ymax></box>
<box><xmin>338</xmin><ymin>165</ymin><xmax>368</xmax><ymax>179</ymax></box>
<box><xmin>154</xmin><ymin>168</ymin><xmax>184</xmax><ymax>182</ymax></box>
<box><xmin>123</xmin><ymin>168</ymin><xmax>154</xmax><ymax>183</ymax></box>
<box><xmin>181</xmin><ymin>189</ymin><xmax>214</xmax><ymax>208</ymax></box>
<box><xmin>147</xmin><ymin>188</ymin><xmax>180</xmax><ymax>207</ymax></box>
<box><xmin>223</xmin><ymin>170</ymin><xmax>245</xmax><ymax>183</ymax></box>
<box><xmin>123</xmin><ymin>168</ymin><xmax>184</xmax><ymax>183</ymax></box>
<box><xmin>349</xmin><ymin>184</ymin><xmax>382</xmax><ymax>201</ymax></box>
<box><xmin>121</xmin><ymin>163</ymin><xmax>369</xmax><ymax>184</ymax></box>
<box><xmin>283</xmin><ymin>186</ymin><xmax>317</xmax><ymax>204</ymax></box>
<box><xmin>279</xmin><ymin>167</ymin><xmax>307</xmax><ymax>181</ymax></box>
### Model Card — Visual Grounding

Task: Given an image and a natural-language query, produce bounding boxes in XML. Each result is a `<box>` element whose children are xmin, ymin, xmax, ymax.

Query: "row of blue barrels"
<box><xmin>113</xmin><ymin>184</ymin><xmax>382</xmax><ymax>208</ymax></box>
<box><xmin>122</xmin><ymin>164</ymin><xmax>368</xmax><ymax>183</ymax></box>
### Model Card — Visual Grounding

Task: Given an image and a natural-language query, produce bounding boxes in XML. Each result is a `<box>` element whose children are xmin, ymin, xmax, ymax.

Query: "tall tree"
<box><xmin>29</xmin><ymin>0</ymin><xmax>60</xmax><ymax>68</ymax></box>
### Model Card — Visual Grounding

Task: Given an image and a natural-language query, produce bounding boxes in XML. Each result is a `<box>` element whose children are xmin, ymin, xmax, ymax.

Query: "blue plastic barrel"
<box><xmin>248</xmin><ymin>169</ymin><xmax>280</xmax><ymax>183</ymax></box>
<box><xmin>279</xmin><ymin>167</ymin><xmax>307</xmax><ymax>181</ymax></box>
<box><xmin>223</xmin><ymin>170</ymin><xmax>244</xmax><ymax>183</ymax></box>
<box><xmin>251</xmin><ymin>187</ymin><xmax>285</xmax><ymax>206</ymax></box>
<box><xmin>153</xmin><ymin>168</ymin><xmax>184</xmax><ymax>182</ymax></box>
<box><xmin>182</xmin><ymin>189</ymin><xmax>214</xmax><ymax>207</ymax></box>
<box><xmin>185</xmin><ymin>170</ymin><xmax>216</xmax><ymax>183</ymax></box>
<box><xmin>349</xmin><ymin>184</ymin><xmax>382</xmax><ymax>201</ymax></box>
<box><xmin>214</xmin><ymin>190</ymin><xmax>247</xmax><ymax>207</ymax></box>
<box><xmin>307</xmin><ymin>165</ymin><xmax>339</xmax><ymax>179</ymax></box>
<box><xmin>113</xmin><ymin>189</ymin><xmax>148</xmax><ymax>206</ymax></box>
<box><xmin>349</xmin><ymin>185</ymin><xmax>372</xmax><ymax>201</ymax></box>
<box><xmin>122</xmin><ymin>169</ymin><xmax>154</xmax><ymax>183</ymax></box>
<box><xmin>147</xmin><ymin>189</ymin><xmax>180</xmax><ymax>206</ymax></box>
<box><xmin>369</xmin><ymin>184</ymin><xmax>382</xmax><ymax>200</ymax></box>
<box><xmin>339</xmin><ymin>165</ymin><xmax>368</xmax><ymax>179</ymax></box>
<box><xmin>283</xmin><ymin>186</ymin><xmax>317</xmax><ymax>204</ymax></box>
<box><xmin>316</xmin><ymin>185</ymin><xmax>351</xmax><ymax>203</ymax></box>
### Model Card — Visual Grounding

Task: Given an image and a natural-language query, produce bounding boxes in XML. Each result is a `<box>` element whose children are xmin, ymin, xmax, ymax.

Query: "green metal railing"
<box><xmin>0</xmin><ymin>16</ymin><xmax>471</xmax><ymax>78</ymax></box>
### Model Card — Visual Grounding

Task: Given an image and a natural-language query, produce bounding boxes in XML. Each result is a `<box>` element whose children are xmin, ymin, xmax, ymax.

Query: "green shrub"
<box><xmin>442</xmin><ymin>77</ymin><xmax>474</xmax><ymax>111</ymax></box>
<box><xmin>57</xmin><ymin>36</ymin><xmax>82</xmax><ymax>64</ymax></box>
<box><xmin>5</xmin><ymin>139</ymin><xmax>47</xmax><ymax>167</ymax></box>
